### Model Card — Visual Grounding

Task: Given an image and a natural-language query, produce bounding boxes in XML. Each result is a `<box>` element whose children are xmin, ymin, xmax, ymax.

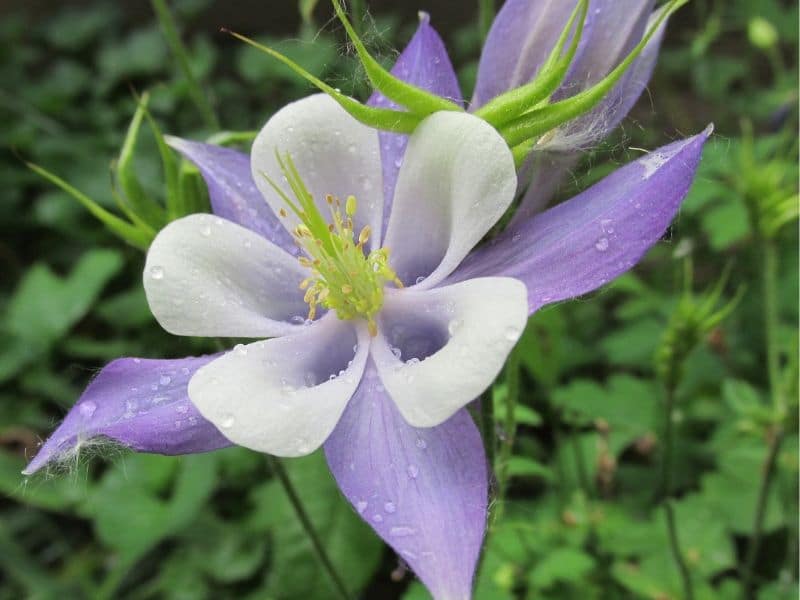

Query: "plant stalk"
<box><xmin>267</xmin><ymin>456</ymin><xmax>351</xmax><ymax>600</ymax></box>
<box><xmin>740</xmin><ymin>239</ymin><xmax>786</xmax><ymax>597</ymax></box>
<box><xmin>660</xmin><ymin>384</ymin><xmax>695</xmax><ymax>600</ymax></box>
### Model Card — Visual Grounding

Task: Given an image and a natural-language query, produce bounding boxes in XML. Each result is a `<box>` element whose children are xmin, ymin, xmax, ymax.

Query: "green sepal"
<box><xmin>176</xmin><ymin>160</ymin><xmax>211</xmax><ymax>217</ymax></box>
<box><xmin>475</xmin><ymin>0</ymin><xmax>589</xmax><ymax>127</ymax></box>
<box><xmin>25</xmin><ymin>162</ymin><xmax>154</xmax><ymax>250</ymax></box>
<box><xmin>331</xmin><ymin>0</ymin><xmax>462</xmax><ymax>116</ymax></box>
<box><xmin>225</xmin><ymin>30</ymin><xmax>422</xmax><ymax>134</ymax></box>
<box><xmin>499</xmin><ymin>0</ymin><xmax>687</xmax><ymax>149</ymax></box>
<box><xmin>116</xmin><ymin>93</ymin><xmax>168</xmax><ymax>229</ymax></box>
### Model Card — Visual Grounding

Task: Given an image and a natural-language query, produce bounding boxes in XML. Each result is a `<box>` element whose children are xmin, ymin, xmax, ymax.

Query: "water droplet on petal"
<box><xmin>159</xmin><ymin>375</ymin><xmax>172</xmax><ymax>386</ymax></box>
<box><xmin>407</xmin><ymin>465</ymin><xmax>419</xmax><ymax>478</ymax></box>
<box><xmin>234</xmin><ymin>344</ymin><xmax>248</xmax><ymax>356</ymax></box>
<box><xmin>415</xmin><ymin>276</ymin><xmax>426</xmax><ymax>285</ymax></box>
<box><xmin>372</xmin><ymin>513</ymin><xmax>383</xmax><ymax>523</ymax></box>
<box><xmin>356</xmin><ymin>500</ymin><xmax>368</xmax><ymax>514</ymax></box>
<box><xmin>447</xmin><ymin>319</ymin><xmax>462</xmax><ymax>336</ymax></box>
<box><xmin>390</xmin><ymin>526</ymin><xmax>415</xmax><ymax>537</ymax></box>
<box><xmin>200</xmin><ymin>224</ymin><xmax>212</xmax><ymax>237</ymax></box>
<box><xmin>415</xmin><ymin>438</ymin><xmax>427</xmax><ymax>450</ymax></box>
<box><xmin>78</xmin><ymin>401</ymin><xmax>96</xmax><ymax>419</ymax></box>
<box><xmin>391</xmin><ymin>347</ymin><xmax>402</xmax><ymax>360</ymax></box>
<box><xmin>149</xmin><ymin>266</ymin><xmax>165</xmax><ymax>280</ymax></box>
<box><xmin>220</xmin><ymin>413</ymin><xmax>235</xmax><ymax>428</ymax></box>
<box><xmin>595</xmin><ymin>237</ymin><xmax>609</xmax><ymax>252</ymax></box>
<box><xmin>504</xmin><ymin>327</ymin><xmax>522</xmax><ymax>342</ymax></box>
<box><xmin>384</xmin><ymin>501</ymin><xmax>396</xmax><ymax>513</ymax></box>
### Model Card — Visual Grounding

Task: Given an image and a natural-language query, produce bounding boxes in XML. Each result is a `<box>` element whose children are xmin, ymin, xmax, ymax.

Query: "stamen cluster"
<box><xmin>265</xmin><ymin>153</ymin><xmax>402</xmax><ymax>335</ymax></box>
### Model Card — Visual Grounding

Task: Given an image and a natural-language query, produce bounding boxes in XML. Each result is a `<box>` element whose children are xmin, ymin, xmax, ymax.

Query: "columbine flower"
<box><xmin>26</xmin><ymin>8</ymin><xmax>709</xmax><ymax>600</ymax></box>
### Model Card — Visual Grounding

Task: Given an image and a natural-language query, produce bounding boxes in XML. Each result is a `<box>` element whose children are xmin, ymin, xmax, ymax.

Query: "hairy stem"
<box><xmin>267</xmin><ymin>456</ymin><xmax>351</xmax><ymax>600</ymax></box>
<box><xmin>660</xmin><ymin>384</ymin><xmax>695</xmax><ymax>600</ymax></box>
<box><xmin>492</xmin><ymin>350</ymin><xmax>521</xmax><ymax>525</ymax></box>
<box><xmin>741</xmin><ymin>239</ymin><xmax>786</xmax><ymax>597</ymax></box>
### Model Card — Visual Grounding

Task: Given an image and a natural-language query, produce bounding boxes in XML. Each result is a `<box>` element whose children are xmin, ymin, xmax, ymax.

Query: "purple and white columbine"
<box><xmin>26</xmin><ymin>4</ymin><xmax>709</xmax><ymax>599</ymax></box>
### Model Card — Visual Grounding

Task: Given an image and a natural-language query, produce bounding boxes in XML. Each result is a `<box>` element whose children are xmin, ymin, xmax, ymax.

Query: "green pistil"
<box><xmin>264</xmin><ymin>153</ymin><xmax>402</xmax><ymax>335</ymax></box>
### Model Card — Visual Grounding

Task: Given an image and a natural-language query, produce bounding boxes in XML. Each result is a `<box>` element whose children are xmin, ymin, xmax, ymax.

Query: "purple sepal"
<box><xmin>24</xmin><ymin>355</ymin><xmax>232</xmax><ymax>475</ymax></box>
<box><xmin>450</xmin><ymin>128</ymin><xmax>712</xmax><ymax>314</ymax></box>
<box><xmin>368</xmin><ymin>13</ymin><xmax>463</xmax><ymax>238</ymax></box>
<box><xmin>324</xmin><ymin>361</ymin><xmax>487</xmax><ymax>600</ymax></box>
<box><xmin>166</xmin><ymin>137</ymin><xmax>296</xmax><ymax>253</ymax></box>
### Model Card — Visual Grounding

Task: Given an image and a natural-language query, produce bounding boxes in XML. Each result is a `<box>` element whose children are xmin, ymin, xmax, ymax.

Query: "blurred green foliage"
<box><xmin>0</xmin><ymin>0</ymin><xmax>797</xmax><ymax>598</ymax></box>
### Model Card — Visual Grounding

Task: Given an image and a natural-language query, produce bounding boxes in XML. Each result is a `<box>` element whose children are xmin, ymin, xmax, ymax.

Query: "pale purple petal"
<box><xmin>558</xmin><ymin>0</ymin><xmax>654</xmax><ymax>97</ymax></box>
<box><xmin>448</xmin><ymin>128</ymin><xmax>712</xmax><ymax>313</ymax></box>
<box><xmin>166</xmin><ymin>137</ymin><xmax>296</xmax><ymax>254</ymax></box>
<box><xmin>144</xmin><ymin>214</ymin><xmax>310</xmax><ymax>338</ymax></box>
<box><xmin>324</xmin><ymin>360</ymin><xmax>487</xmax><ymax>600</ymax></box>
<box><xmin>368</xmin><ymin>13</ymin><xmax>463</xmax><ymax>237</ymax></box>
<box><xmin>511</xmin><ymin>9</ymin><xmax>667</xmax><ymax>224</ymax></box>
<box><xmin>473</xmin><ymin>0</ymin><xmax>655</xmax><ymax>108</ymax></box>
<box><xmin>24</xmin><ymin>355</ymin><xmax>230</xmax><ymax>475</ymax></box>
<box><xmin>473</xmin><ymin>0</ymin><xmax>576</xmax><ymax>108</ymax></box>
<box><xmin>372</xmin><ymin>278</ymin><xmax>527</xmax><ymax>428</ymax></box>
<box><xmin>189</xmin><ymin>315</ymin><xmax>369</xmax><ymax>457</ymax></box>
<box><xmin>384</xmin><ymin>112</ymin><xmax>516</xmax><ymax>289</ymax></box>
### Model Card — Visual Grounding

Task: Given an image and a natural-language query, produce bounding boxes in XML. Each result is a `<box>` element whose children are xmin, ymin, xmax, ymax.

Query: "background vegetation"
<box><xmin>0</xmin><ymin>0</ymin><xmax>797</xmax><ymax>598</ymax></box>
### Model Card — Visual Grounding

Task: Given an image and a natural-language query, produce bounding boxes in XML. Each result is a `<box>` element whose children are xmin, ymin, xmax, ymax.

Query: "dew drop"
<box><xmin>390</xmin><ymin>526</ymin><xmax>415</xmax><ymax>537</ymax></box>
<box><xmin>384</xmin><ymin>501</ymin><xmax>396</xmax><ymax>513</ymax></box>
<box><xmin>234</xmin><ymin>343</ymin><xmax>248</xmax><ymax>356</ymax></box>
<box><xmin>356</xmin><ymin>500</ymin><xmax>368</xmax><ymax>514</ymax></box>
<box><xmin>504</xmin><ymin>326</ymin><xmax>522</xmax><ymax>342</ymax></box>
<box><xmin>347</xmin><ymin>144</ymin><xmax>357</xmax><ymax>154</ymax></box>
<box><xmin>391</xmin><ymin>347</ymin><xmax>402</xmax><ymax>360</ymax></box>
<box><xmin>447</xmin><ymin>319</ymin><xmax>462</xmax><ymax>336</ymax></box>
<box><xmin>594</xmin><ymin>237</ymin><xmax>609</xmax><ymax>252</ymax></box>
<box><xmin>133</xmin><ymin>358</ymin><xmax>142</xmax><ymax>364</ymax></box>
<box><xmin>290</xmin><ymin>315</ymin><xmax>306</xmax><ymax>325</ymax></box>
<box><xmin>415</xmin><ymin>438</ymin><xmax>427</xmax><ymax>450</ymax></box>
<box><xmin>149</xmin><ymin>266</ymin><xmax>165</xmax><ymax>280</ymax></box>
<box><xmin>372</xmin><ymin>514</ymin><xmax>384</xmax><ymax>523</ymax></box>
<box><xmin>220</xmin><ymin>413</ymin><xmax>235</xmax><ymax>429</ymax></box>
<box><xmin>176</xmin><ymin>404</ymin><xmax>189</xmax><ymax>414</ymax></box>
<box><xmin>79</xmin><ymin>401</ymin><xmax>96</xmax><ymax>419</ymax></box>
<box><xmin>200</xmin><ymin>224</ymin><xmax>212</xmax><ymax>237</ymax></box>
<box><xmin>159</xmin><ymin>375</ymin><xmax>172</xmax><ymax>386</ymax></box>
<box><xmin>414</xmin><ymin>276</ymin><xmax>426</xmax><ymax>285</ymax></box>
<box><xmin>407</xmin><ymin>465</ymin><xmax>419</xmax><ymax>478</ymax></box>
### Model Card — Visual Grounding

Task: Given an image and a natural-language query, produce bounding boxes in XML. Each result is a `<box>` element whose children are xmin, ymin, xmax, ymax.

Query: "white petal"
<box><xmin>189</xmin><ymin>315</ymin><xmax>370</xmax><ymax>456</ymax></box>
<box><xmin>372</xmin><ymin>277</ymin><xmax>528</xmax><ymax>427</ymax></box>
<box><xmin>251</xmin><ymin>94</ymin><xmax>384</xmax><ymax>250</ymax></box>
<box><xmin>144</xmin><ymin>214</ymin><xmax>309</xmax><ymax>338</ymax></box>
<box><xmin>383</xmin><ymin>111</ymin><xmax>516</xmax><ymax>289</ymax></box>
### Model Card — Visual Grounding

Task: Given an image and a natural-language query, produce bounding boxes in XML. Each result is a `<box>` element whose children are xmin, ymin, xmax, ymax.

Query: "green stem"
<box><xmin>740</xmin><ymin>427</ymin><xmax>784</xmax><ymax>598</ymax></box>
<box><xmin>151</xmin><ymin>0</ymin><xmax>220</xmax><ymax>131</ymax></box>
<box><xmin>480</xmin><ymin>388</ymin><xmax>497</xmax><ymax>473</ymax></box>
<box><xmin>660</xmin><ymin>384</ymin><xmax>695</xmax><ymax>600</ymax></box>
<box><xmin>478</xmin><ymin>0</ymin><xmax>495</xmax><ymax>41</ymax></box>
<box><xmin>492</xmin><ymin>351</ymin><xmax>521</xmax><ymax>525</ymax></box>
<box><xmin>740</xmin><ymin>239</ymin><xmax>786</xmax><ymax>596</ymax></box>
<box><xmin>266</xmin><ymin>456</ymin><xmax>351</xmax><ymax>600</ymax></box>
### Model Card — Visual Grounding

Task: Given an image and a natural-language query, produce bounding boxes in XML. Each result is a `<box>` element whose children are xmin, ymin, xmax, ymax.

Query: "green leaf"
<box><xmin>528</xmin><ymin>547</ymin><xmax>595</xmax><ymax>590</ymax></box>
<box><xmin>5</xmin><ymin>250</ymin><xmax>124</xmax><ymax>354</ymax></box>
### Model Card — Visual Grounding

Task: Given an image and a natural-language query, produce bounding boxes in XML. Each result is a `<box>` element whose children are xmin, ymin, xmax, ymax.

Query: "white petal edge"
<box><xmin>251</xmin><ymin>93</ymin><xmax>384</xmax><ymax>251</ymax></box>
<box><xmin>372</xmin><ymin>277</ymin><xmax>528</xmax><ymax>427</ymax></box>
<box><xmin>383</xmin><ymin>111</ymin><xmax>517</xmax><ymax>289</ymax></box>
<box><xmin>144</xmin><ymin>214</ymin><xmax>309</xmax><ymax>338</ymax></box>
<box><xmin>188</xmin><ymin>315</ymin><xmax>370</xmax><ymax>456</ymax></box>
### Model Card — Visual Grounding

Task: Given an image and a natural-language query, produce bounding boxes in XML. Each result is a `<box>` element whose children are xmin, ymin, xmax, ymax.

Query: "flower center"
<box><xmin>264</xmin><ymin>153</ymin><xmax>402</xmax><ymax>335</ymax></box>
